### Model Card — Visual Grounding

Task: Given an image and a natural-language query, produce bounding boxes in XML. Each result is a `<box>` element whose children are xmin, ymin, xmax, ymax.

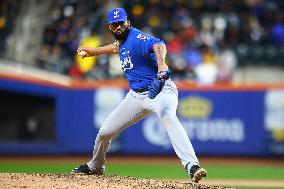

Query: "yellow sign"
<box><xmin>178</xmin><ymin>96</ymin><xmax>212</xmax><ymax>119</ymax></box>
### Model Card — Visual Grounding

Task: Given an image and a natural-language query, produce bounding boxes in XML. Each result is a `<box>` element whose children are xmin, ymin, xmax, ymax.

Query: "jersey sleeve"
<box><xmin>139</xmin><ymin>33</ymin><xmax>165</xmax><ymax>56</ymax></box>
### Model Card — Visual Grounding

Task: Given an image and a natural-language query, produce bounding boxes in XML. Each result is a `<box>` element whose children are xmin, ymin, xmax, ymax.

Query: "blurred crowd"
<box><xmin>123</xmin><ymin>0</ymin><xmax>284</xmax><ymax>83</ymax></box>
<box><xmin>0</xmin><ymin>1</ymin><xmax>18</xmax><ymax>57</ymax></box>
<box><xmin>2</xmin><ymin>0</ymin><xmax>284</xmax><ymax>83</ymax></box>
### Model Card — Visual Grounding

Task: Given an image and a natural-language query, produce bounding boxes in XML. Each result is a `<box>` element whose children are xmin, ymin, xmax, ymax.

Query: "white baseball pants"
<box><xmin>87</xmin><ymin>80</ymin><xmax>199</xmax><ymax>172</ymax></box>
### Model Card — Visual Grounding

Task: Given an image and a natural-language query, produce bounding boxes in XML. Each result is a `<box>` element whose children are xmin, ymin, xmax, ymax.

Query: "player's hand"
<box><xmin>77</xmin><ymin>47</ymin><xmax>90</xmax><ymax>59</ymax></box>
<box><xmin>148</xmin><ymin>79</ymin><xmax>165</xmax><ymax>99</ymax></box>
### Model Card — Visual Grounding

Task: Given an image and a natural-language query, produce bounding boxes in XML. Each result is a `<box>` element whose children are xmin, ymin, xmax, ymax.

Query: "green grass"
<box><xmin>203</xmin><ymin>164</ymin><xmax>284</xmax><ymax>180</ymax></box>
<box><xmin>1</xmin><ymin>162</ymin><xmax>284</xmax><ymax>180</ymax></box>
<box><xmin>0</xmin><ymin>162</ymin><xmax>283</xmax><ymax>189</ymax></box>
<box><xmin>106</xmin><ymin>163</ymin><xmax>284</xmax><ymax>180</ymax></box>
<box><xmin>0</xmin><ymin>162</ymin><xmax>74</xmax><ymax>173</ymax></box>
<box><xmin>237</xmin><ymin>187</ymin><xmax>283</xmax><ymax>189</ymax></box>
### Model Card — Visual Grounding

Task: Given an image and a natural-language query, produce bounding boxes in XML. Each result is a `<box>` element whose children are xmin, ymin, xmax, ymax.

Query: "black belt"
<box><xmin>133</xmin><ymin>88</ymin><xmax>148</xmax><ymax>93</ymax></box>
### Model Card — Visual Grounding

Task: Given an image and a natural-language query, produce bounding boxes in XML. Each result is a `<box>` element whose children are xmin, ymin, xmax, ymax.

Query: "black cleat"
<box><xmin>71</xmin><ymin>164</ymin><xmax>104</xmax><ymax>175</ymax></box>
<box><xmin>190</xmin><ymin>165</ymin><xmax>207</xmax><ymax>183</ymax></box>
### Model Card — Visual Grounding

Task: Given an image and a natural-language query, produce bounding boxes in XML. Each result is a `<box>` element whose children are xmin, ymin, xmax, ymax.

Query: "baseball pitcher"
<box><xmin>72</xmin><ymin>7</ymin><xmax>207</xmax><ymax>183</ymax></box>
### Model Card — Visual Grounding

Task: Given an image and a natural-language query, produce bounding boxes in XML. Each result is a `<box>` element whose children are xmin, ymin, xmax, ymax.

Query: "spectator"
<box><xmin>216</xmin><ymin>43</ymin><xmax>237</xmax><ymax>82</ymax></box>
<box><xmin>194</xmin><ymin>44</ymin><xmax>218</xmax><ymax>84</ymax></box>
<box><xmin>0</xmin><ymin>1</ymin><xmax>17</xmax><ymax>56</ymax></box>
<box><xmin>271</xmin><ymin>12</ymin><xmax>284</xmax><ymax>47</ymax></box>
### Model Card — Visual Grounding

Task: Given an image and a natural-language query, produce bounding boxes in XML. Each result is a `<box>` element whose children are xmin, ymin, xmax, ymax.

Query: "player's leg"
<box><xmin>157</xmin><ymin>99</ymin><xmax>207</xmax><ymax>183</ymax></box>
<box><xmin>144</xmin><ymin>80</ymin><xmax>206</xmax><ymax>182</ymax></box>
<box><xmin>72</xmin><ymin>90</ymin><xmax>152</xmax><ymax>174</ymax></box>
<box><xmin>87</xmin><ymin>106</ymin><xmax>151</xmax><ymax>172</ymax></box>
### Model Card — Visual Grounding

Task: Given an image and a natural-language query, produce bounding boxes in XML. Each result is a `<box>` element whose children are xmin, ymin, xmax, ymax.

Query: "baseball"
<box><xmin>78</xmin><ymin>50</ymin><xmax>87</xmax><ymax>56</ymax></box>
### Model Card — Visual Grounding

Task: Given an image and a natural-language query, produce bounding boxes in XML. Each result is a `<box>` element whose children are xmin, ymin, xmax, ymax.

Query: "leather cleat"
<box><xmin>190</xmin><ymin>165</ymin><xmax>207</xmax><ymax>183</ymax></box>
<box><xmin>71</xmin><ymin>164</ymin><xmax>104</xmax><ymax>175</ymax></box>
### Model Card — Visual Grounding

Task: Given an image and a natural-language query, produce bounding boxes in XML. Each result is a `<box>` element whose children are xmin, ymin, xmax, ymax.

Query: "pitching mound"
<box><xmin>0</xmin><ymin>173</ymin><xmax>235</xmax><ymax>189</ymax></box>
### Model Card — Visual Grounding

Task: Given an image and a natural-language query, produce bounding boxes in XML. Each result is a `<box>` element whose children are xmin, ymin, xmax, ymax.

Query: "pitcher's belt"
<box><xmin>133</xmin><ymin>88</ymin><xmax>148</xmax><ymax>93</ymax></box>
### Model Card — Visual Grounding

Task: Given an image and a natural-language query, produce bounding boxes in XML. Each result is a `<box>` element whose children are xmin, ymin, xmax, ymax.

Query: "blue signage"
<box><xmin>0</xmin><ymin>77</ymin><xmax>283</xmax><ymax>155</ymax></box>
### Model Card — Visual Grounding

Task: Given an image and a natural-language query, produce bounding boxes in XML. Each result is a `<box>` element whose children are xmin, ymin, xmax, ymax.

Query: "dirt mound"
<box><xmin>0</xmin><ymin>173</ymin><xmax>235</xmax><ymax>189</ymax></box>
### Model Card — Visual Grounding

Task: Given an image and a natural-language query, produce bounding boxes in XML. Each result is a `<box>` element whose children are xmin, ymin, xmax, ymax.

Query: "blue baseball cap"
<box><xmin>107</xmin><ymin>8</ymin><xmax>128</xmax><ymax>24</ymax></box>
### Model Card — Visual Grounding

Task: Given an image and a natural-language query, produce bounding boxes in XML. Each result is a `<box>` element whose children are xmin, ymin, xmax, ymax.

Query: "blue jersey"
<box><xmin>119</xmin><ymin>27</ymin><xmax>164</xmax><ymax>91</ymax></box>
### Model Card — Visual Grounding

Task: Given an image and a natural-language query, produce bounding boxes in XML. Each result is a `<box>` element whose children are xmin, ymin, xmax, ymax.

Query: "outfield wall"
<box><xmin>0</xmin><ymin>72</ymin><xmax>284</xmax><ymax>156</ymax></box>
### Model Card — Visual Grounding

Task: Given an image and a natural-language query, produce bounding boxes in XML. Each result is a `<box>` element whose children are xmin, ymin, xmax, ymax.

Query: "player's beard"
<box><xmin>112</xmin><ymin>27</ymin><xmax>130</xmax><ymax>41</ymax></box>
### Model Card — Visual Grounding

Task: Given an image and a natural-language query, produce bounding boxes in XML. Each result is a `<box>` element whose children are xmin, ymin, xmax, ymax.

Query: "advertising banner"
<box><xmin>122</xmin><ymin>91</ymin><xmax>266</xmax><ymax>155</ymax></box>
<box><xmin>1</xmin><ymin>77</ymin><xmax>282</xmax><ymax>155</ymax></box>
<box><xmin>264</xmin><ymin>90</ymin><xmax>284</xmax><ymax>155</ymax></box>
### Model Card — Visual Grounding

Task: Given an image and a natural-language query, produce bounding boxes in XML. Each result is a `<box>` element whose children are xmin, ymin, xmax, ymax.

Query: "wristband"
<box><xmin>157</xmin><ymin>70</ymin><xmax>171</xmax><ymax>80</ymax></box>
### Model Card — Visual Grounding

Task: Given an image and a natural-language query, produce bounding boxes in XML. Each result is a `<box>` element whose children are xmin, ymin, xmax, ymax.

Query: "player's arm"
<box><xmin>153</xmin><ymin>43</ymin><xmax>171</xmax><ymax>81</ymax></box>
<box><xmin>153</xmin><ymin>43</ymin><xmax>169</xmax><ymax>72</ymax></box>
<box><xmin>77</xmin><ymin>41</ymin><xmax>119</xmax><ymax>58</ymax></box>
<box><xmin>148</xmin><ymin>43</ymin><xmax>172</xmax><ymax>99</ymax></box>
